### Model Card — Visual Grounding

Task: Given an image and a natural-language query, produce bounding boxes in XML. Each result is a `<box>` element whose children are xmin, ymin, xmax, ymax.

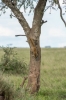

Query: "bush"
<box><xmin>0</xmin><ymin>74</ymin><xmax>14</xmax><ymax>100</ymax></box>
<box><xmin>0</xmin><ymin>46</ymin><xmax>28</xmax><ymax>75</ymax></box>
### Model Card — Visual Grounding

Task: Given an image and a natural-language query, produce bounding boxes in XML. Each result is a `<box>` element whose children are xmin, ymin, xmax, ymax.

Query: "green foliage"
<box><xmin>0</xmin><ymin>0</ymin><xmax>37</xmax><ymax>16</ymax></box>
<box><xmin>0</xmin><ymin>47</ymin><xmax>28</xmax><ymax>75</ymax></box>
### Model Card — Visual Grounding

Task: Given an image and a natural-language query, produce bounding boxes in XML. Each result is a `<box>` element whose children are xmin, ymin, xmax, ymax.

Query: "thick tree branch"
<box><xmin>2</xmin><ymin>0</ymin><xmax>31</xmax><ymax>35</ymax></box>
<box><xmin>32</xmin><ymin>0</ymin><xmax>47</xmax><ymax>37</ymax></box>
<box><xmin>33</xmin><ymin>0</ymin><xmax>47</xmax><ymax>26</ymax></box>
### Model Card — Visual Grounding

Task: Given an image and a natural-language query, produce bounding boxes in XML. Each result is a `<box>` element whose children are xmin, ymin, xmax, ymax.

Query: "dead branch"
<box><xmin>20</xmin><ymin>76</ymin><xmax>28</xmax><ymax>88</ymax></box>
<box><xmin>15</xmin><ymin>34</ymin><xmax>26</xmax><ymax>37</ymax></box>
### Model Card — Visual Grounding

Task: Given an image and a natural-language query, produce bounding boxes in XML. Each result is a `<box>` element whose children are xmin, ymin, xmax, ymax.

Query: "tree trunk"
<box><xmin>27</xmin><ymin>38</ymin><xmax>41</xmax><ymax>94</ymax></box>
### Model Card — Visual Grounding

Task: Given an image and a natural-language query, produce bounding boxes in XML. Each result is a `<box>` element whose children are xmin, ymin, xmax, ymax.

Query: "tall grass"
<box><xmin>0</xmin><ymin>48</ymin><xmax>66</xmax><ymax>100</ymax></box>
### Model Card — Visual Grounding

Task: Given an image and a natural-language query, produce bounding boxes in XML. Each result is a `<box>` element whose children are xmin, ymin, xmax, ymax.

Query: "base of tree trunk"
<box><xmin>28</xmin><ymin>73</ymin><xmax>40</xmax><ymax>94</ymax></box>
<box><xmin>27</xmin><ymin>44</ymin><xmax>41</xmax><ymax>94</ymax></box>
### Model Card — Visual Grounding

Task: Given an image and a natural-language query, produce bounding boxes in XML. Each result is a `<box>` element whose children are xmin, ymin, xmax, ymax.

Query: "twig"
<box><xmin>0</xmin><ymin>5</ymin><xmax>6</xmax><ymax>10</ymax></box>
<box><xmin>44</xmin><ymin>1</ymin><xmax>54</xmax><ymax>12</ymax></box>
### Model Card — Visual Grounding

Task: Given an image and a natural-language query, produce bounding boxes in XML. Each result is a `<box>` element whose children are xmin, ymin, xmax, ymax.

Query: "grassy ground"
<box><xmin>0</xmin><ymin>48</ymin><xmax>66</xmax><ymax>100</ymax></box>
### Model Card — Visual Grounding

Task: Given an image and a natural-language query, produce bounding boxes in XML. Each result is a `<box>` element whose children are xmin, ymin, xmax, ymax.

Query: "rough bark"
<box><xmin>28</xmin><ymin>37</ymin><xmax>41</xmax><ymax>93</ymax></box>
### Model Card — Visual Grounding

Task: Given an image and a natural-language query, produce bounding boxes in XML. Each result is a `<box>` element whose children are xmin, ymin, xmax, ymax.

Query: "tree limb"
<box><xmin>32</xmin><ymin>0</ymin><xmax>47</xmax><ymax>37</ymax></box>
<box><xmin>33</xmin><ymin>0</ymin><xmax>47</xmax><ymax>27</ymax></box>
<box><xmin>57</xmin><ymin>0</ymin><xmax>66</xmax><ymax>26</ymax></box>
<box><xmin>2</xmin><ymin>0</ymin><xmax>31</xmax><ymax>35</ymax></box>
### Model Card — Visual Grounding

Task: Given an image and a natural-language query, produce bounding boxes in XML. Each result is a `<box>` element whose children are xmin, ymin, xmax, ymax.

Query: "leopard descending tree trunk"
<box><xmin>2</xmin><ymin>0</ymin><xmax>47</xmax><ymax>94</ymax></box>
<box><xmin>27</xmin><ymin>38</ymin><xmax>41</xmax><ymax>93</ymax></box>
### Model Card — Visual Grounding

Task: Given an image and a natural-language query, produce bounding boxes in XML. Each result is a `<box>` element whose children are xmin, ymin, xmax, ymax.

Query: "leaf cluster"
<box><xmin>0</xmin><ymin>0</ymin><xmax>38</xmax><ymax>16</ymax></box>
<box><xmin>0</xmin><ymin>0</ymin><xmax>66</xmax><ymax>26</ymax></box>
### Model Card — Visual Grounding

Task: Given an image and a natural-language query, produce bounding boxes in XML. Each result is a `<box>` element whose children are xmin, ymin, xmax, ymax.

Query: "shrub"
<box><xmin>0</xmin><ymin>74</ymin><xmax>14</xmax><ymax>100</ymax></box>
<box><xmin>0</xmin><ymin>46</ymin><xmax>28</xmax><ymax>75</ymax></box>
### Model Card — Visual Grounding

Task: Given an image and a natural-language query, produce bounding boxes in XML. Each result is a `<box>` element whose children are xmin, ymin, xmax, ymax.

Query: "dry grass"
<box><xmin>0</xmin><ymin>48</ymin><xmax>66</xmax><ymax>100</ymax></box>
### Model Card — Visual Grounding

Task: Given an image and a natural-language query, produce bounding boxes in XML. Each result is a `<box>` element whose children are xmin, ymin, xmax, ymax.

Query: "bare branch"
<box><xmin>15</xmin><ymin>34</ymin><xmax>26</xmax><ymax>37</ymax></box>
<box><xmin>20</xmin><ymin>76</ymin><xmax>28</xmax><ymax>88</ymax></box>
<box><xmin>44</xmin><ymin>1</ymin><xmax>54</xmax><ymax>12</ymax></box>
<box><xmin>0</xmin><ymin>5</ymin><xmax>5</xmax><ymax>10</ymax></box>
<box><xmin>57</xmin><ymin>0</ymin><xmax>66</xmax><ymax>26</ymax></box>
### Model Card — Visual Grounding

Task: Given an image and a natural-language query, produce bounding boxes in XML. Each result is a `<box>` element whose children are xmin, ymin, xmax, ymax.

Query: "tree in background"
<box><xmin>0</xmin><ymin>0</ymin><xmax>66</xmax><ymax>94</ymax></box>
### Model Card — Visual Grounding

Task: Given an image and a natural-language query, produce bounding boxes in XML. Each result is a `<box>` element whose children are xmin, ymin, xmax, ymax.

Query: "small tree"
<box><xmin>0</xmin><ymin>0</ymin><xmax>66</xmax><ymax>93</ymax></box>
<box><xmin>0</xmin><ymin>46</ymin><xmax>27</xmax><ymax>75</ymax></box>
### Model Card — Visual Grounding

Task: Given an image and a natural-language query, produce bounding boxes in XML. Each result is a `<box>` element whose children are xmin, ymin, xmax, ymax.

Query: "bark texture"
<box><xmin>28</xmin><ymin>38</ymin><xmax>41</xmax><ymax>93</ymax></box>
